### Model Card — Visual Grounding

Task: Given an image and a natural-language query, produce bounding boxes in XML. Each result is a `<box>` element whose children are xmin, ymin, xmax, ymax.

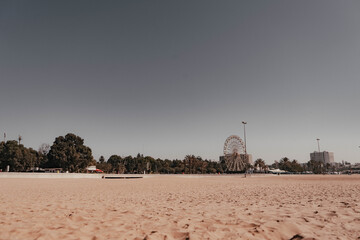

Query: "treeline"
<box><xmin>0</xmin><ymin>140</ymin><xmax>41</xmax><ymax>172</ymax></box>
<box><xmin>0</xmin><ymin>133</ymin><xmax>95</xmax><ymax>172</ymax></box>
<box><xmin>0</xmin><ymin>133</ymin><xmax>225</xmax><ymax>173</ymax></box>
<box><xmin>268</xmin><ymin>157</ymin><xmax>338</xmax><ymax>174</ymax></box>
<box><xmin>269</xmin><ymin>157</ymin><xmax>304</xmax><ymax>173</ymax></box>
<box><xmin>97</xmin><ymin>154</ymin><xmax>225</xmax><ymax>174</ymax></box>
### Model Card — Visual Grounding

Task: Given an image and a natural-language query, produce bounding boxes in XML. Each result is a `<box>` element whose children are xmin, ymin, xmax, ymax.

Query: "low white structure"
<box><xmin>86</xmin><ymin>166</ymin><xmax>96</xmax><ymax>171</ymax></box>
<box><xmin>269</xmin><ymin>169</ymin><xmax>286</xmax><ymax>174</ymax></box>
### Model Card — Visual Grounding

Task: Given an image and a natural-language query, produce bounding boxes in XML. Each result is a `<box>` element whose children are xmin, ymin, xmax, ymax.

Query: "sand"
<box><xmin>0</xmin><ymin>175</ymin><xmax>359</xmax><ymax>240</ymax></box>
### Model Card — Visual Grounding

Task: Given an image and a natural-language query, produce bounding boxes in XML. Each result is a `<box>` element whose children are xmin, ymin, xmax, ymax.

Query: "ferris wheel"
<box><xmin>223</xmin><ymin>135</ymin><xmax>247</xmax><ymax>171</ymax></box>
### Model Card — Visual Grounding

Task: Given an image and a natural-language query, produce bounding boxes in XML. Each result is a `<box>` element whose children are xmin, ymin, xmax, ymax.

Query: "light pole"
<box><xmin>316</xmin><ymin>138</ymin><xmax>320</xmax><ymax>152</ymax></box>
<box><xmin>242</xmin><ymin>121</ymin><xmax>247</xmax><ymax>155</ymax></box>
<box><xmin>317</xmin><ymin>138</ymin><xmax>325</xmax><ymax>166</ymax></box>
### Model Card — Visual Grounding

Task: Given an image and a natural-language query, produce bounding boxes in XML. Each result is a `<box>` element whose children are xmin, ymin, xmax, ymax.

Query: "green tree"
<box><xmin>290</xmin><ymin>159</ymin><xmax>303</xmax><ymax>173</ymax></box>
<box><xmin>172</xmin><ymin>159</ymin><xmax>185</xmax><ymax>174</ymax></box>
<box><xmin>47</xmin><ymin>133</ymin><xmax>94</xmax><ymax>172</ymax></box>
<box><xmin>0</xmin><ymin>141</ymin><xmax>38</xmax><ymax>171</ymax></box>
<box><xmin>307</xmin><ymin>159</ymin><xmax>323</xmax><ymax>174</ymax></box>
<box><xmin>123</xmin><ymin>155</ymin><xmax>135</xmax><ymax>173</ymax></box>
<box><xmin>184</xmin><ymin>155</ymin><xmax>197</xmax><ymax>174</ymax></box>
<box><xmin>254</xmin><ymin>158</ymin><xmax>266</xmax><ymax>172</ymax></box>
<box><xmin>279</xmin><ymin>157</ymin><xmax>292</xmax><ymax>172</ymax></box>
<box><xmin>107</xmin><ymin>155</ymin><xmax>123</xmax><ymax>173</ymax></box>
<box><xmin>270</xmin><ymin>160</ymin><xmax>279</xmax><ymax>169</ymax></box>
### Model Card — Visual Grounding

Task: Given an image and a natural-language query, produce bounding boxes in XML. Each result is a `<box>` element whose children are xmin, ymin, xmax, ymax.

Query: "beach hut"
<box><xmin>86</xmin><ymin>166</ymin><xmax>96</xmax><ymax>173</ymax></box>
<box><xmin>86</xmin><ymin>166</ymin><xmax>103</xmax><ymax>173</ymax></box>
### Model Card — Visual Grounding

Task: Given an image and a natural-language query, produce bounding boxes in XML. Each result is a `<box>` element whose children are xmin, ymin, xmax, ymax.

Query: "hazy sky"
<box><xmin>1</xmin><ymin>0</ymin><xmax>360</xmax><ymax>163</ymax></box>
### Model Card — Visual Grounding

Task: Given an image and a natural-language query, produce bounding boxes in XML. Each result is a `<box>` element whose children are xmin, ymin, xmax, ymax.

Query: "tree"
<box><xmin>270</xmin><ymin>160</ymin><xmax>279</xmax><ymax>169</ymax></box>
<box><xmin>107</xmin><ymin>155</ymin><xmax>124</xmax><ymax>173</ymax></box>
<box><xmin>47</xmin><ymin>133</ymin><xmax>94</xmax><ymax>172</ymax></box>
<box><xmin>325</xmin><ymin>163</ymin><xmax>331</xmax><ymax>172</ymax></box>
<box><xmin>278</xmin><ymin>157</ymin><xmax>304</xmax><ymax>173</ymax></box>
<box><xmin>290</xmin><ymin>160</ymin><xmax>303</xmax><ymax>173</ymax></box>
<box><xmin>307</xmin><ymin>159</ymin><xmax>323</xmax><ymax>174</ymax></box>
<box><xmin>0</xmin><ymin>140</ymin><xmax>38</xmax><ymax>172</ymax></box>
<box><xmin>96</xmin><ymin>156</ymin><xmax>111</xmax><ymax>173</ymax></box>
<box><xmin>279</xmin><ymin>157</ymin><xmax>292</xmax><ymax>172</ymax></box>
<box><xmin>123</xmin><ymin>155</ymin><xmax>135</xmax><ymax>173</ymax></box>
<box><xmin>254</xmin><ymin>158</ymin><xmax>266</xmax><ymax>172</ymax></box>
<box><xmin>201</xmin><ymin>160</ymin><xmax>208</xmax><ymax>174</ymax></box>
<box><xmin>184</xmin><ymin>155</ymin><xmax>197</xmax><ymax>174</ymax></box>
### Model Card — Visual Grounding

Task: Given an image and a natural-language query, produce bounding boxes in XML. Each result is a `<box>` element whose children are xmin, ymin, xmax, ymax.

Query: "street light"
<box><xmin>242</xmin><ymin>121</ymin><xmax>247</xmax><ymax>154</ymax></box>
<box><xmin>316</xmin><ymin>138</ymin><xmax>320</xmax><ymax>152</ymax></box>
<box><xmin>317</xmin><ymin>138</ymin><xmax>325</xmax><ymax>166</ymax></box>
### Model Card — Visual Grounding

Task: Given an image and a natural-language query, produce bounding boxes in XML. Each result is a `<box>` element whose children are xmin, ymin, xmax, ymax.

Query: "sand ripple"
<box><xmin>0</xmin><ymin>175</ymin><xmax>359</xmax><ymax>239</ymax></box>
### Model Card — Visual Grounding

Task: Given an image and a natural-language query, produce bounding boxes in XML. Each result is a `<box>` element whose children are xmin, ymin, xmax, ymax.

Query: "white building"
<box><xmin>310</xmin><ymin>151</ymin><xmax>334</xmax><ymax>165</ymax></box>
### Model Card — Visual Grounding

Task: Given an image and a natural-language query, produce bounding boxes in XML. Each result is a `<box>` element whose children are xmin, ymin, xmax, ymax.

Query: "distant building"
<box><xmin>310</xmin><ymin>151</ymin><xmax>334</xmax><ymax>165</ymax></box>
<box><xmin>244</xmin><ymin>154</ymin><xmax>253</xmax><ymax>165</ymax></box>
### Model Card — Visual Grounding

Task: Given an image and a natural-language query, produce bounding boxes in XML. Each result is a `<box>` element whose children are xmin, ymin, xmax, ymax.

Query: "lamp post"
<box><xmin>242</xmin><ymin>121</ymin><xmax>247</xmax><ymax>154</ymax></box>
<box><xmin>317</xmin><ymin>138</ymin><xmax>325</xmax><ymax>166</ymax></box>
<box><xmin>316</xmin><ymin>138</ymin><xmax>320</xmax><ymax>152</ymax></box>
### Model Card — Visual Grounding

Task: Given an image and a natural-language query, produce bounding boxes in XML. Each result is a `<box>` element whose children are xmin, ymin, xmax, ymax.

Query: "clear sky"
<box><xmin>1</xmin><ymin>0</ymin><xmax>360</xmax><ymax>164</ymax></box>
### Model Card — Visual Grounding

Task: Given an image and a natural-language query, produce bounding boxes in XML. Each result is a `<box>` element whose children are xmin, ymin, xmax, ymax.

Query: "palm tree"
<box><xmin>279</xmin><ymin>157</ymin><xmax>292</xmax><ymax>171</ymax></box>
<box><xmin>254</xmin><ymin>158</ymin><xmax>266</xmax><ymax>172</ymax></box>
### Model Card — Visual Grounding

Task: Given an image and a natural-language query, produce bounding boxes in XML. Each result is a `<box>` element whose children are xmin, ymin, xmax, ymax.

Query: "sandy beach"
<box><xmin>0</xmin><ymin>175</ymin><xmax>359</xmax><ymax>240</ymax></box>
